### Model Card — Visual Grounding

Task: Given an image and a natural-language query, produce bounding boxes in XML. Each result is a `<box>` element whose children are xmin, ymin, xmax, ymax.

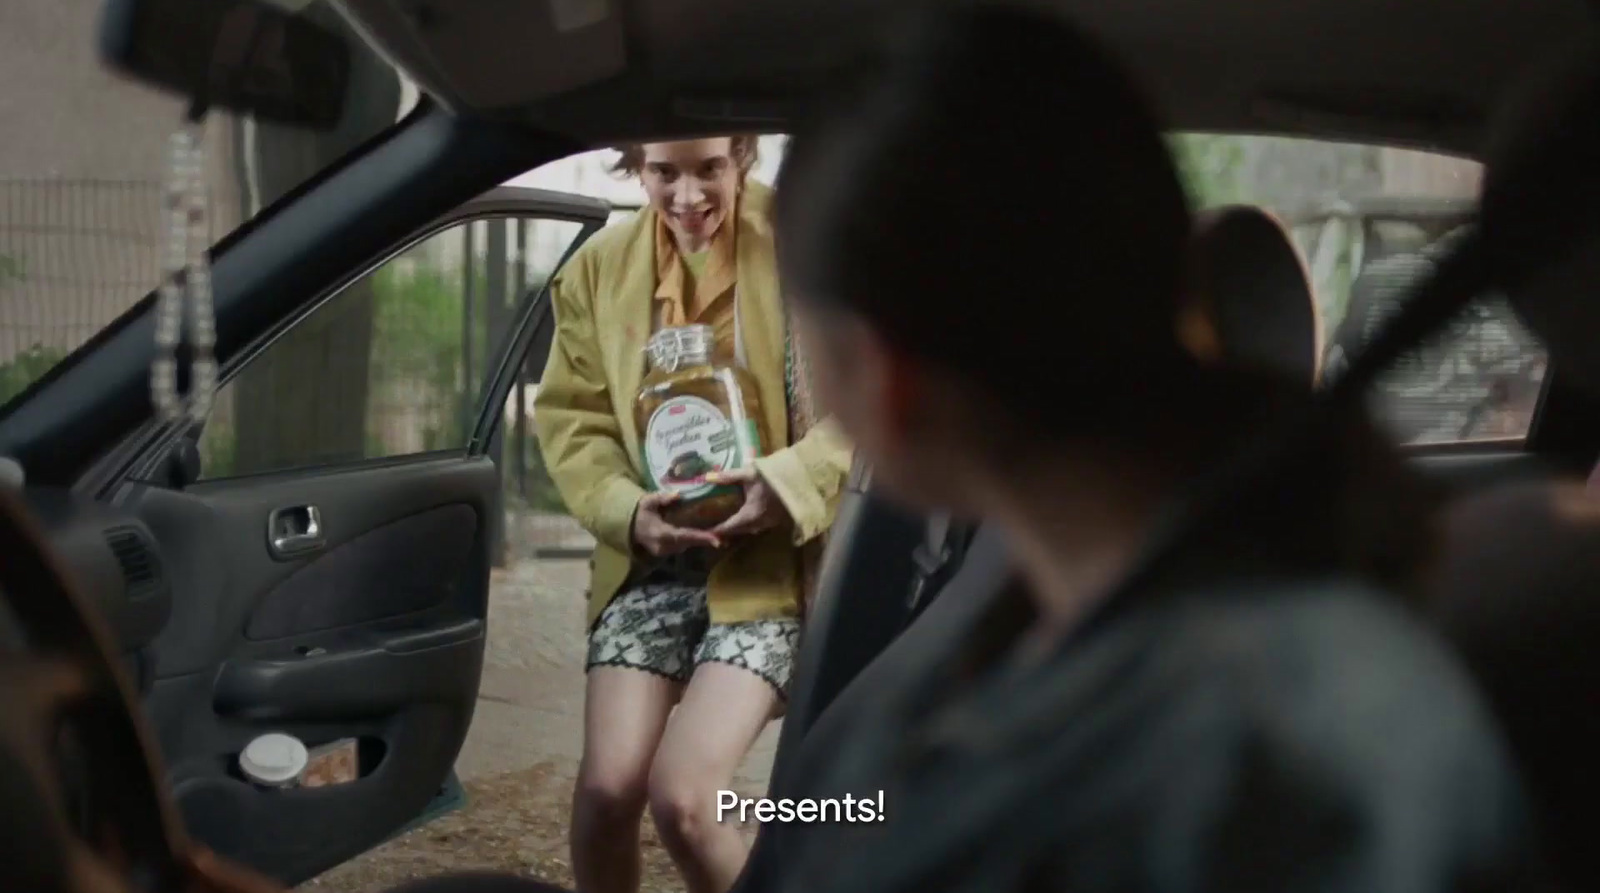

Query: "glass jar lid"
<box><xmin>646</xmin><ymin>324</ymin><xmax>715</xmax><ymax>373</ymax></box>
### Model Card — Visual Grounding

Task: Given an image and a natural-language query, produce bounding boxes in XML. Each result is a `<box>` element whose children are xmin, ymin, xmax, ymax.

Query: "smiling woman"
<box><xmin>616</xmin><ymin>140</ymin><xmax>756</xmax><ymax>216</ymax></box>
<box><xmin>531</xmin><ymin>132</ymin><xmax>851</xmax><ymax>893</ymax></box>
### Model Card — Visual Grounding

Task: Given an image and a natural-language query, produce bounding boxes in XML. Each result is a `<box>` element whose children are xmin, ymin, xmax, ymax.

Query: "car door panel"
<box><xmin>132</xmin><ymin>443</ymin><xmax>497</xmax><ymax>678</ymax></box>
<box><xmin>158</xmin><ymin>698</ymin><xmax>470</xmax><ymax>875</ymax></box>
<box><xmin>120</xmin><ymin>187</ymin><xmax>609</xmax><ymax>884</ymax></box>
<box><xmin>1410</xmin><ymin>447</ymin><xmax>1575</xmax><ymax>490</ymax></box>
<box><xmin>18</xmin><ymin>487</ymin><xmax>175</xmax><ymax>654</ymax></box>
<box><xmin>243</xmin><ymin>502</ymin><xmax>479</xmax><ymax>640</ymax></box>
<box><xmin>215</xmin><ymin>616</ymin><xmax>485</xmax><ymax>718</ymax></box>
<box><xmin>129</xmin><ymin>411</ymin><xmax>494</xmax><ymax>883</ymax></box>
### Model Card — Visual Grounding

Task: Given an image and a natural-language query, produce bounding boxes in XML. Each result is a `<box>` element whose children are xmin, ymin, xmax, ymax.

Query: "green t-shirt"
<box><xmin>682</xmin><ymin>248</ymin><xmax>711</xmax><ymax>286</ymax></box>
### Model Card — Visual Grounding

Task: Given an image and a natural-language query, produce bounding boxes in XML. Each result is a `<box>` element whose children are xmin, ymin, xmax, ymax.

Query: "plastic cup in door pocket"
<box><xmin>240</xmin><ymin>732</ymin><xmax>309</xmax><ymax>790</ymax></box>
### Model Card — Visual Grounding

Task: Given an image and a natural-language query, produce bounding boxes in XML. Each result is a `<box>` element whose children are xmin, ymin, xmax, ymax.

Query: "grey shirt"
<box><xmin>766</xmin><ymin>555</ymin><xmax>1536</xmax><ymax>893</ymax></box>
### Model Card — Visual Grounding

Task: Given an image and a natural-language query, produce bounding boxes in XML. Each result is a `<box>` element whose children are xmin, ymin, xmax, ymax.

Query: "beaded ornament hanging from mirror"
<box><xmin>151</xmin><ymin>116</ymin><xmax>218</xmax><ymax>425</ymax></box>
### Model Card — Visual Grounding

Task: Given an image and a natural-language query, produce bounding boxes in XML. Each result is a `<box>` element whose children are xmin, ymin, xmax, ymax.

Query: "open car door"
<box><xmin>108</xmin><ymin>187</ymin><xmax>609</xmax><ymax>884</ymax></box>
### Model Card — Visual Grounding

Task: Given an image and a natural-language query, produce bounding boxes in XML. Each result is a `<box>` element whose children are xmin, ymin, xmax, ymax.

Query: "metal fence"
<box><xmin>0</xmin><ymin>178</ymin><xmax>165</xmax><ymax>370</ymax></box>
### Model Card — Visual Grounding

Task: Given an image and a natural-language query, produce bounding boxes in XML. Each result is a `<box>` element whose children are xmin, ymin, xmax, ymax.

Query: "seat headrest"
<box><xmin>1431</xmin><ymin>480</ymin><xmax>1600</xmax><ymax>888</ymax></box>
<box><xmin>1187</xmin><ymin>205</ymin><xmax>1321</xmax><ymax>386</ymax></box>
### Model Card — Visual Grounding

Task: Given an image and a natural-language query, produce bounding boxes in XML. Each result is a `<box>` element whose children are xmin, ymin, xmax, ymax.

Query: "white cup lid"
<box><xmin>240</xmin><ymin>733</ymin><xmax>309</xmax><ymax>786</ymax></box>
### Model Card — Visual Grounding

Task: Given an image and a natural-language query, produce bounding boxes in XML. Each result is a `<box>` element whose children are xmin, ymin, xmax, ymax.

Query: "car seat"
<box><xmin>1429</xmin><ymin>481</ymin><xmax>1600</xmax><ymax>889</ymax></box>
<box><xmin>764</xmin><ymin>459</ymin><xmax>925</xmax><ymax>794</ymax></box>
<box><xmin>901</xmin><ymin>204</ymin><xmax>1326</xmax><ymax>627</ymax></box>
<box><xmin>736</xmin><ymin>522</ymin><xmax>1017</xmax><ymax>893</ymax></box>
<box><xmin>1187</xmin><ymin>204</ymin><xmax>1323</xmax><ymax>385</ymax></box>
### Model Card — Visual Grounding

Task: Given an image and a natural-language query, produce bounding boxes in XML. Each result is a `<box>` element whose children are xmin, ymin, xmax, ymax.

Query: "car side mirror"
<box><xmin>162</xmin><ymin>434</ymin><xmax>203</xmax><ymax>490</ymax></box>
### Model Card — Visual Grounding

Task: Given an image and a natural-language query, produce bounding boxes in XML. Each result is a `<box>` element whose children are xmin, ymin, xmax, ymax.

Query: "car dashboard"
<box><xmin>8</xmin><ymin>483</ymin><xmax>173</xmax><ymax>685</ymax></box>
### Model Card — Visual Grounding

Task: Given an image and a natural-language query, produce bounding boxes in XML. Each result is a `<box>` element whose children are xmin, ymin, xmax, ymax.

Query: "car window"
<box><xmin>1172</xmin><ymin>133</ymin><xmax>1544</xmax><ymax>445</ymax></box>
<box><xmin>511</xmin><ymin>136</ymin><xmax>1536</xmax><ymax>450</ymax></box>
<box><xmin>0</xmin><ymin>0</ymin><xmax>418</xmax><ymax>411</ymax></box>
<box><xmin>194</xmin><ymin>216</ymin><xmax>587</xmax><ymax>480</ymax></box>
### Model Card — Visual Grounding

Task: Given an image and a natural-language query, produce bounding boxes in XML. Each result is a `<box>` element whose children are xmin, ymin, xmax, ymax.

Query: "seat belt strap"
<box><xmin>906</xmin><ymin>513</ymin><xmax>957</xmax><ymax>618</ymax></box>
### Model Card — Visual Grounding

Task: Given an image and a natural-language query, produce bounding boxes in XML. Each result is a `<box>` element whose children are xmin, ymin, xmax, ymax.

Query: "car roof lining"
<box><xmin>338</xmin><ymin>0</ymin><xmax>1598</xmax><ymax>155</ymax></box>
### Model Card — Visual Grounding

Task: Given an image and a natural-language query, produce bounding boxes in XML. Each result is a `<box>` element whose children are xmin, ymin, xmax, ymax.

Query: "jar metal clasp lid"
<box><xmin>647</xmin><ymin>324</ymin><xmax>715</xmax><ymax>374</ymax></box>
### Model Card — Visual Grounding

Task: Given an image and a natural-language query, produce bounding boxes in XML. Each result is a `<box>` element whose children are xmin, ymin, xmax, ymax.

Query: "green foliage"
<box><xmin>1168</xmin><ymin>134</ymin><xmax>1248</xmax><ymax>208</ymax></box>
<box><xmin>421</xmin><ymin>422</ymin><xmax>454</xmax><ymax>452</ymax></box>
<box><xmin>0</xmin><ymin>257</ymin><xmax>41</xmax><ymax>407</ymax></box>
<box><xmin>0</xmin><ymin>343</ymin><xmax>68</xmax><ymax>407</ymax></box>
<box><xmin>199</xmin><ymin>422</ymin><xmax>237</xmax><ymax>478</ymax></box>
<box><xmin>369</xmin><ymin>265</ymin><xmax>469</xmax><ymax>397</ymax></box>
<box><xmin>518</xmin><ymin>431</ymin><xmax>568</xmax><ymax>513</ymax></box>
<box><xmin>0</xmin><ymin>252</ymin><xmax>24</xmax><ymax>287</ymax></box>
<box><xmin>365</xmin><ymin>263</ymin><xmax>508</xmax><ymax>440</ymax></box>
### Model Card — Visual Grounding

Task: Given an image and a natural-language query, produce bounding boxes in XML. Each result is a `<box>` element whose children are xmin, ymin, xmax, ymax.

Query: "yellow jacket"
<box><xmin>534</xmin><ymin>181</ymin><xmax>853</xmax><ymax>629</ymax></box>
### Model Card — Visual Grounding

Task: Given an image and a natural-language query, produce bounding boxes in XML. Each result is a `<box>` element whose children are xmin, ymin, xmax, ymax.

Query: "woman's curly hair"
<box><xmin>607</xmin><ymin>136</ymin><xmax>762</xmax><ymax>179</ymax></box>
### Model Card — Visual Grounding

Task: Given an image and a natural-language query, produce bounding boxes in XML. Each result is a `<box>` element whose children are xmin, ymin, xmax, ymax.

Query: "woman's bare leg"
<box><xmin>647</xmin><ymin>662</ymin><xmax>781</xmax><ymax>893</ymax></box>
<box><xmin>570</xmin><ymin>667</ymin><xmax>681</xmax><ymax>893</ymax></box>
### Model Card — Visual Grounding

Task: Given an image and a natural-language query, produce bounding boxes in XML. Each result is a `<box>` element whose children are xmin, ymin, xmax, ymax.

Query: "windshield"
<box><xmin>0</xmin><ymin>0</ymin><xmax>416</xmax><ymax>406</ymax></box>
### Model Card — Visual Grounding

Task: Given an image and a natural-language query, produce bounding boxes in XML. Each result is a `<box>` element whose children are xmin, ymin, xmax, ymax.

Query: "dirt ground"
<box><xmin>298</xmin><ymin>552</ymin><xmax>780</xmax><ymax>893</ymax></box>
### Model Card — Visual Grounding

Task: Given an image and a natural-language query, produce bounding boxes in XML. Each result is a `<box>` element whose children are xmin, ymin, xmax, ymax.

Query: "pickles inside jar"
<box><xmin>635</xmin><ymin>324</ymin><xmax>769</xmax><ymax>529</ymax></box>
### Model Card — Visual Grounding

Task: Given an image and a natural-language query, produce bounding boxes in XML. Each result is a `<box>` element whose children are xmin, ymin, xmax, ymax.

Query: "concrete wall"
<box><xmin>0</xmin><ymin>0</ymin><xmax>247</xmax><ymax>364</ymax></box>
<box><xmin>1379</xmin><ymin>146</ymin><xmax>1482</xmax><ymax>198</ymax></box>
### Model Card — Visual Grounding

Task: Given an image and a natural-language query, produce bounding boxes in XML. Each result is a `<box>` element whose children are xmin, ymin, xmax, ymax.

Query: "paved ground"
<box><xmin>299</xmin><ymin>547</ymin><xmax>780</xmax><ymax>893</ymax></box>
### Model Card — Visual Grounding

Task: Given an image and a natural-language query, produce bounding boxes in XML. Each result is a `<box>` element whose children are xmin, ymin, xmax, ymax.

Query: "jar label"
<box><xmin>643</xmin><ymin>396</ymin><xmax>763</xmax><ymax>499</ymax></box>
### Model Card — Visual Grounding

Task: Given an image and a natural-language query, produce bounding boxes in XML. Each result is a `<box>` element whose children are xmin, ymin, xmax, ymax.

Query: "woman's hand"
<box><xmin>631</xmin><ymin>491</ymin><xmax>723</xmax><ymax>557</ymax></box>
<box><xmin>705</xmin><ymin>468</ymin><xmax>792</xmax><ymax>539</ymax></box>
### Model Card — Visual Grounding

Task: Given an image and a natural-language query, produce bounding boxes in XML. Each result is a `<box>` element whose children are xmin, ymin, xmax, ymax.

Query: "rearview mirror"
<box><xmin>98</xmin><ymin>0</ymin><xmax>351</xmax><ymax>130</ymax></box>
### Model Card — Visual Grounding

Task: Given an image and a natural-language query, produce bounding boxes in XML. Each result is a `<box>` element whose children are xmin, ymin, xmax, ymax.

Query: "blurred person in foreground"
<box><xmin>758</xmin><ymin>3</ymin><xmax>1539</xmax><ymax>891</ymax></box>
<box><xmin>533</xmin><ymin>137</ymin><xmax>850</xmax><ymax>893</ymax></box>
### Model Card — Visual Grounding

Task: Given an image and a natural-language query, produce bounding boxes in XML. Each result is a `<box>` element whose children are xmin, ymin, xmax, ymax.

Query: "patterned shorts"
<box><xmin>586</xmin><ymin>578</ymin><xmax>801</xmax><ymax>698</ymax></box>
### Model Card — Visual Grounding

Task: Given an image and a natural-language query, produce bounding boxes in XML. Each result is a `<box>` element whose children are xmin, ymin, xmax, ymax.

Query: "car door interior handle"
<box><xmin>267</xmin><ymin>504</ymin><xmax>324</xmax><ymax>559</ymax></box>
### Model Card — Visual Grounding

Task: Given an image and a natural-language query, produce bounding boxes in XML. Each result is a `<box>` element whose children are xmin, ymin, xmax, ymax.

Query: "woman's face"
<box><xmin>639</xmin><ymin>138</ymin><xmax>742</xmax><ymax>250</ymax></box>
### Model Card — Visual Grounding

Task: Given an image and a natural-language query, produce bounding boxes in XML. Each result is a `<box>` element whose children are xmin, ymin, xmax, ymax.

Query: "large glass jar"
<box><xmin>635</xmin><ymin>324</ymin><xmax>768</xmax><ymax>529</ymax></box>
